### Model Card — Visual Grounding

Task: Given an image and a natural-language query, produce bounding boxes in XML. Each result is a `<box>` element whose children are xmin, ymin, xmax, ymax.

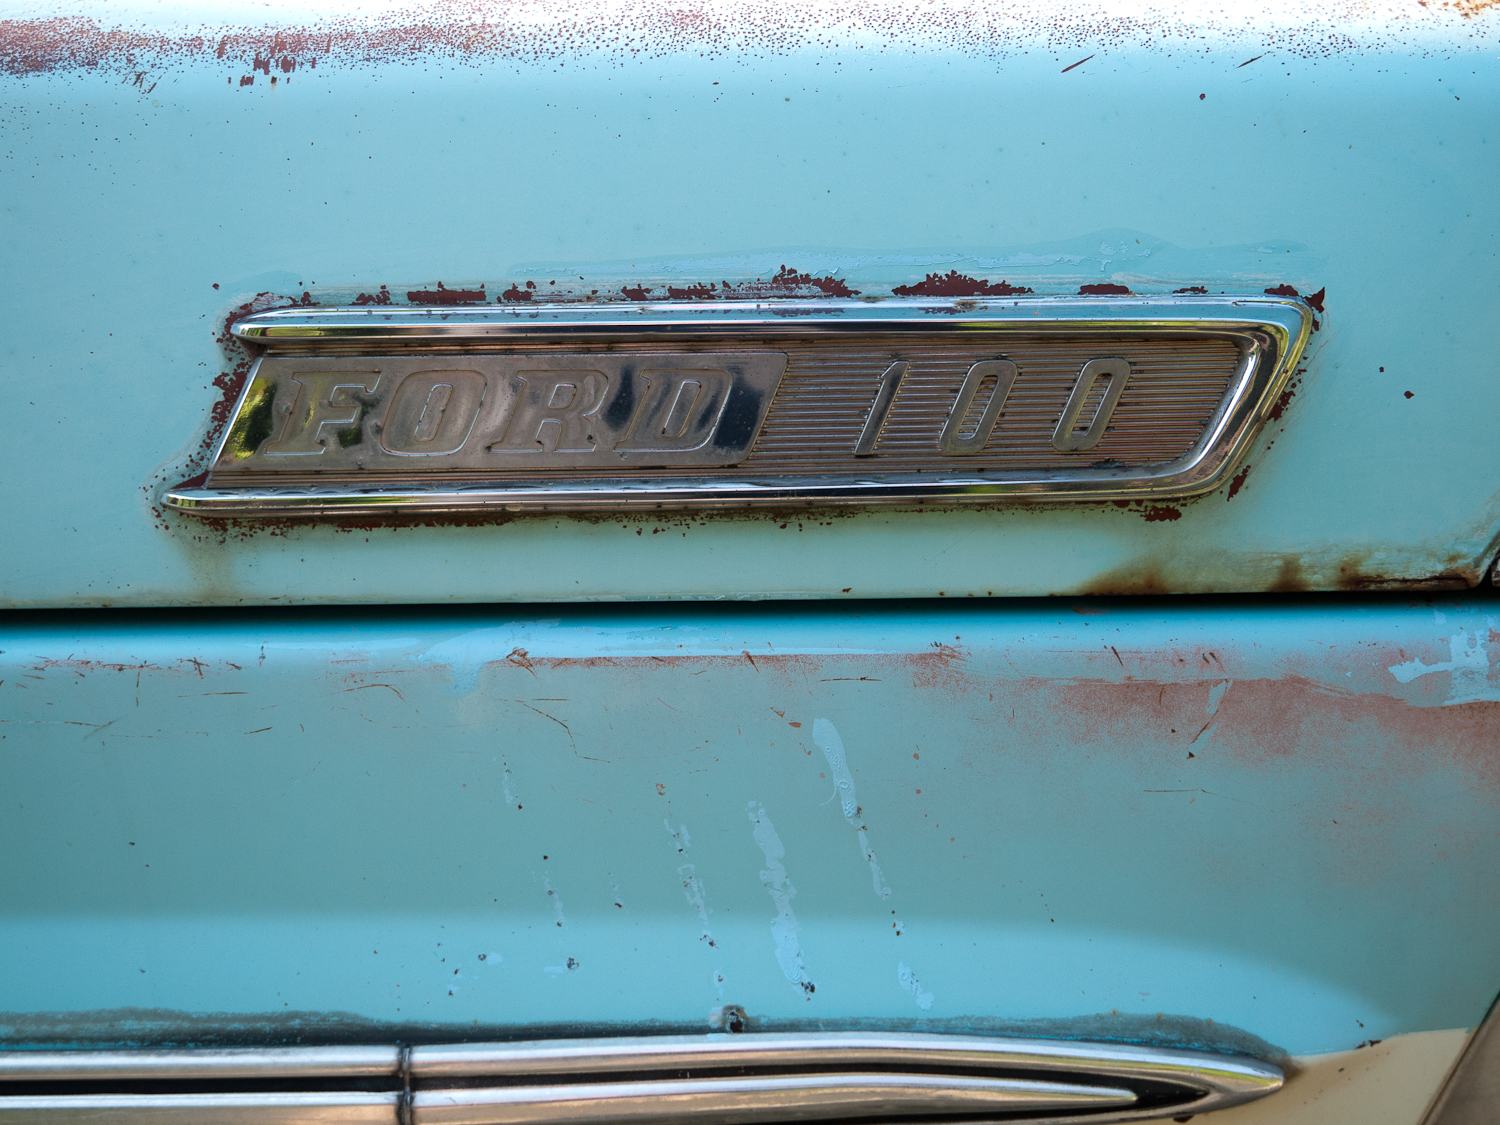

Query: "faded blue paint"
<box><xmin>0</xmin><ymin>9</ymin><xmax>1498</xmax><ymax>604</ymax></box>
<box><xmin>3</xmin><ymin>598</ymin><xmax>1497</xmax><ymax>1055</ymax></box>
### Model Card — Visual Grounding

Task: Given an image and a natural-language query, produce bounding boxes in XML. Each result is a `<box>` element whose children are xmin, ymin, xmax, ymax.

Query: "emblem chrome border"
<box><xmin>165</xmin><ymin>296</ymin><xmax>1312</xmax><ymax>517</ymax></box>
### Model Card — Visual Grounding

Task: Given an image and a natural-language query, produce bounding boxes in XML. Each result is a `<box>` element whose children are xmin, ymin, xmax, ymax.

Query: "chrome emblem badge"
<box><xmin>167</xmin><ymin>296</ymin><xmax>1312</xmax><ymax>516</ymax></box>
<box><xmin>221</xmin><ymin>353</ymin><xmax>786</xmax><ymax>471</ymax></box>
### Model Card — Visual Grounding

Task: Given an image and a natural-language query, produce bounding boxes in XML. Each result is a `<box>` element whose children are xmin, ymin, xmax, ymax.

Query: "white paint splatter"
<box><xmin>678</xmin><ymin>866</ymin><xmax>716</xmax><ymax>945</ymax></box>
<box><xmin>814</xmin><ymin>718</ymin><xmax>859</xmax><ymax>819</ymax></box>
<box><xmin>747</xmin><ymin>802</ymin><xmax>813</xmax><ymax>994</ymax></box>
<box><xmin>813</xmin><ymin>718</ymin><xmax>892</xmax><ymax>900</ymax></box>
<box><xmin>898</xmin><ymin>961</ymin><xmax>934</xmax><ymax>1010</ymax></box>
<box><xmin>1388</xmin><ymin>628</ymin><xmax>1499</xmax><ymax>704</ymax></box>
<box><xmin>665</xmin><ymin>819</ymin><xmax>716</xmax><ymax>946</ymax></box>
<box><xmin>417</xmin><ymin>623</ymin><xmax>560</xmax><ymax>695</ymax></box>
<box><xmin>542</xmin><ymin>876</ymin><xmax>565</xmax><ymax>927</ymax></box>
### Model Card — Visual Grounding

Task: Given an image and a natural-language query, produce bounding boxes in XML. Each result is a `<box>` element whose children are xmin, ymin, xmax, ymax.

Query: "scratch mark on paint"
<box><xmin>666</xmin><ymin>819</ymin><xmax>718</xmax><ymax>947</ymax></box>
<box><xmin>512</xmin><ymin>700</ymin><xmax>576</xmax><ymax>747</ymax></box>
<box><xmin>501</xmin><ymin>762</ymin><xmax>521</xmax><ymax>809</ymax></box>
<box><xmin>1388</xmin><ymin>627</ymin><xmax>1499</xmax><ymax>704</ymax></box>
<box><xmin>747</xmin><ymin>802</ymin><xmax>813</xmax><ymax>995</ymax></box>
<box><xmin>898</xmin><ymin>960</ymin><xmax>935</xmax><ymax>1010</ymax></box>
<box><xmin>813</xmin><ymin>718</ymin><xmax>892</xmax><ymax>900</ymax></box>
<box><xmin>1206</xmin><ymin>679</ymin><xmax>1232</xmax><ymax>717</ymax></box>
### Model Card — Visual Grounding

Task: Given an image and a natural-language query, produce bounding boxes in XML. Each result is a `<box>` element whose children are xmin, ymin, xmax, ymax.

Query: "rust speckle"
<box><xmin>407</xmin><ymin>282</ymin><xmax>486</xmax><ymax>306</ymax></box>
<box><xmin>666</xmin><ymin>283</ymin><xmax>719</xmax><ymax>299</ymax></box>
<box><xmin>1139</xmin><ymin>505</ymin><xmax>1182</xmax><ymax>522</ymax></box>
<box><xmin>1078</xmin><ymin>283</ymin><xmax>1131</xmax><ymax>296</ymax></box>
<box><xmin>500</xmin><ymin>283</ymin><xmax>534</xmax><ymax>303</ymax></box>
<box><xmin>353</xmin><ymin>285</ymin><xmax>392</xmax><ymax>306</ymax></box>
<box><xmin>1226</xmin><ymin>464</ymin><xmax>1252</xmax><ymax>501</ymax></box>
<box><xmin>726</xmin><ymin>266</ymin><xmax>858</xmax><ymax>300</ymax></box>
<box><xmin>1264</xmin><ymin>283</ymin><xmax>1324</xmax><ymax>321</ymax></box>
<box><xmin>1</xmin><ymin>8</ymin><xmax>1490</xmax><ymax>81</ymax></box>
<box><xmin>1445</xmin><ymin>0</ymin><xmax>1500</xmax><ymax>15</ymax></box>
<box><xmin>620</xmin><ymin>285</ymin><xmax>654</xmax><ymax>301</ymax></box>
<box><xmin>1265</xmin><ymin>369</ymin><xmax>1304</xmax><ymax>422</ymax></box>
<box><xmin>1173</xmin><ymin>286</ymin><xmax>1209</xmax><ymax>295</ymax></box>
<box><xmin>892</xmin><ymin>272</ymin><xmax>1033</xmax><ymax>298</ymax></box>
<box><xmin>1266</xmin><ymin>386</ymin><xmax>1296</xmax><ymax>421</ymax></box>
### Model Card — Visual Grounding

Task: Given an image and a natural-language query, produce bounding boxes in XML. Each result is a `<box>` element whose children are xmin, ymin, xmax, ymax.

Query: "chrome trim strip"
<box><xmin>411</xmin><ymin>1073</ymin><xmax>1133</xmax><ymax>1125</ymax></box>
<box><xmin>408</xmin><ymin>1030</ymin><xmax>1275</xmax><ymax>1087</ymax></box>
<box><xmin>0</xmin><ymin>1047</ymin><xmax>400</xmax><ymax>1081</ymax></box>
<box><xmin>0</xmin><ymin>1091</ymin><xmax>398</xmax><ymax>1123</ymax></box>
<box><xmin>177</xmin><ymin>296</ymin><xmax>1311</xmax><ymax>516</ymax></box>
<box><xmin>0</xmin><ymin>1033</ymin><xmax>1282</xmax><ymax>1124</ymax></box>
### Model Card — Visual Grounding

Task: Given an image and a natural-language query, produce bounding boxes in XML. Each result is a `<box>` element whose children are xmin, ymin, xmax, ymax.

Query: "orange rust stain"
<box><xmin>1077</xmin><ymin>565</ymin><xmax>1174</xmax><ymax>597</ymax></box>
<box><xmin>420</xmin><ymin>648</ymin><xmax>1500</xmax><ymax>806</ymax></box>
<box><xmin>1050</xmin><ymin>676</ymin><xmax>1500</xmax><ymax>794</ymax></box>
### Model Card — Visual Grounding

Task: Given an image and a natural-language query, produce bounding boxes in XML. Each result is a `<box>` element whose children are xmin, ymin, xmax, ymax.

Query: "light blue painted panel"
<box><xmin>0</xmin><ymin>4</ymin><xmax>1497</xmax><ymax>604</ymax></box>
<box><xmin>3</xmin><ymin>598</ymin><xmax>1497</xmax><ymax>1054</ymax></box>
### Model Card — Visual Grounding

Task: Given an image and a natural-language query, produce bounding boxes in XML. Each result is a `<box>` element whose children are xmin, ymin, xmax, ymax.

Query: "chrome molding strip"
<box><xmin>407</xmin><ymin>1030</ymin><xmax>1277</xmax><ymax>1088</ymax></box>
<box><xmin>411</xmin><ymin>1073</ymin><xmax>1134</xmax><ymax>1125</ymax></box>
<box><xmin>0</xmin><ymin>1092</ymin><xmax>398</xmax><ymax>1123</ymax></box>
<box><xmin>0</xmin><ymin>1033</ymin><xmax>1282</xmax><ymax>1124</ymax></box>
<box><xmin>168</xmin><ymin>296</ymin><xmax>1313</xmax><ymax>516</ymax></box>
<box><xmin>0</xmin><ymin>1047</ymin><xmax>399</xmax><ymax>1081</ymax></box>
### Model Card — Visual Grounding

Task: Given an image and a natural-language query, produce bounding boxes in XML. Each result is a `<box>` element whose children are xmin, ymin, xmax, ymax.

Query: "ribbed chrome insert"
<box><xmin>0</xmin><ymin>1032</ymin><xmax>1282</xmax><ymax>1124</ymax></box>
